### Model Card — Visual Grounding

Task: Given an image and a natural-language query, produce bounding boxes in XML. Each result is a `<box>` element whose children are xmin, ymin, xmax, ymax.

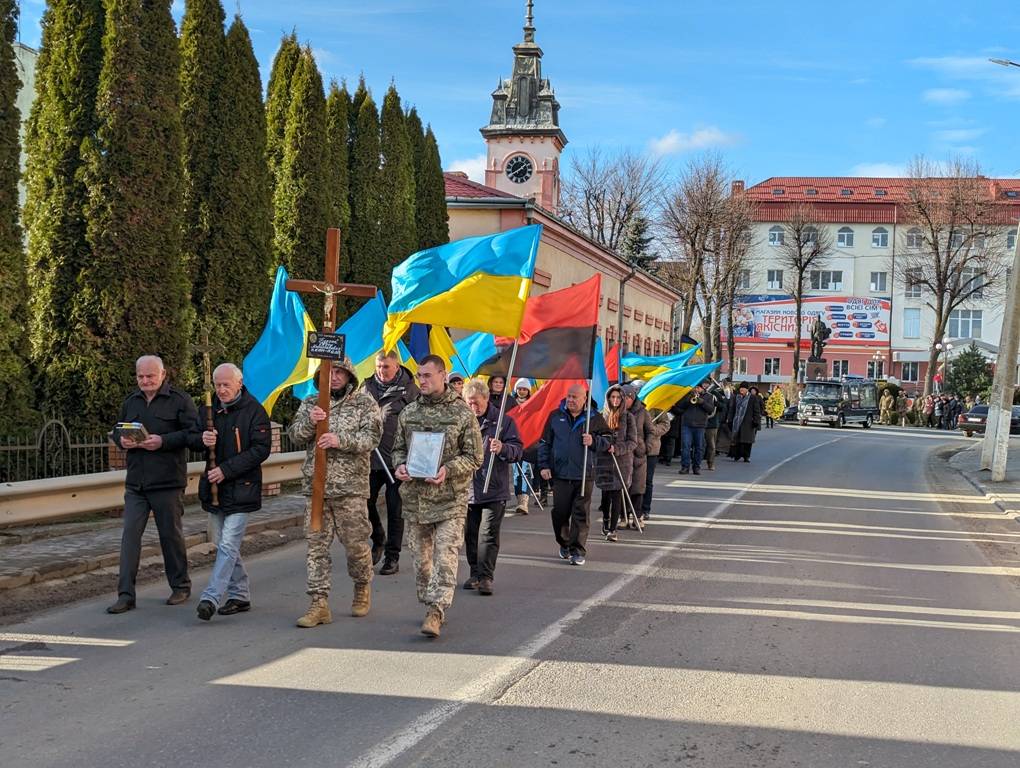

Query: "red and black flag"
<box><xmin>478</xmin><ymin>275</ymin><xmax>601</xmax><ymax>380</ymax></box>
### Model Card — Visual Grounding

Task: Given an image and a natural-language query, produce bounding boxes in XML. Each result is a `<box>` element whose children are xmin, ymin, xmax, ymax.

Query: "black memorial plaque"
<box><xmin>307</xmin><ymin>332</ymin><xmax>346</xmax><ymax>361</ymax></box>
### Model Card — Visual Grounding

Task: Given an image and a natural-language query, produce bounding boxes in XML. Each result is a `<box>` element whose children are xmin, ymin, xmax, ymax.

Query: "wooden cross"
<box><xmin>194</xmin><ymin>327</ymin><xmax>226</xmax><ymax>507</ymax></box>
<box><xmin>286</xmin><ymin>228</ymin><xmax>378</xmax><ymax>531</ymax></box>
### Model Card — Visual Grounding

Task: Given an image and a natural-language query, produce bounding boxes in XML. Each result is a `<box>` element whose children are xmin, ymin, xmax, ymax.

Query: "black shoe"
<box><xmin>196</xmin><ymin>600</ymin><xmax>216</xmax><ymax>621</ymax></box>
<box><xmin>166</xmin><ymin>589</ymin><xmax>190</xmax><ymax>606</ymax></box>
<box><xmin>641</xmin><ymin>513</ymin><xmax>650</xmax><ymax>522</ymax></box>
<box><xmin>558</xmin><ymin>546</ymin><xmax>570</xmax><ymax>560</ymax></box>
<box><xmin>478</xmin><ymin>578</ymin><xmax>493</xmax><ymax>595</ymax></box>
<box><xmin>659</xmin><ymin>459</ymin><xmax>671</xmax><ymax>466</ymax></box>
<box><xmin>540</xmin><ymin>493</ymin><xmax>548</xmax><ymax>505</ymax></box>
<box><xmin>106</xmin><ymin>597</ymin><xmax>135</xmax><ymax>614</ymax></box>
<box><xmin>371</xmin><ymin>544</ymin><xmax>384</xmax><ymax>566</ymax></box>
<box><xmin>693</xmin><ymin>468</ymin><xmax>701</xmax><ymax>475</ymax></box>
<box><xmin>217</xmin><ymin>599</ymin><xmax>251</xmax><ymax>616</ymax></box>
<box><xmin>379</xmin><ymin>558</ymin><xmax>399</xmax><ymax>575</ymax></box>
<box><xmin>679</xmin><ymin>467</ymin><xmax>690</xmax><ymax>474</ymax></box>
<box><xmin>463</xmin><ymin>577</ymin><xmax>479</xmax><ymax>590</ymax></box>
<box><xmin>742</xmin><ymin>457</ymin><xmax>750</xmax><ymax>463</ymax></box>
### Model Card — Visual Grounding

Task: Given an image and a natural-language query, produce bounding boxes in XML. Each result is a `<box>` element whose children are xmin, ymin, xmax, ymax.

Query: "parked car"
<box><xmin>782</xmin><ymin>404</ymin><xmax>799</xmax><ymax>422</ymax></box>
<box><xmin>958</xmin><ymin>405</ymin><xmax>1020</xmax><ymax>437</ymax></box>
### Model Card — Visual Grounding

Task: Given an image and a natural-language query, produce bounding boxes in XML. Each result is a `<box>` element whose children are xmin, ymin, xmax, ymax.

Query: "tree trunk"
<box><xmin>702</xmin><ymin>303</ymin><xmax>714</xmax><ymax>360</ymax></box>
<box><xmin>792</xmin><ymin>292</ymin><xmax>804</xmax><ymax>385</ymax></box>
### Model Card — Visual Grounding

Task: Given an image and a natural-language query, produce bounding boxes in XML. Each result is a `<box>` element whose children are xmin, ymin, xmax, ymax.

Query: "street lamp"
<box><xmin>870</xmin><ymin>349</ymin><xmax>884</xmax><ymax>380</ymax></box>
<box><xmin>935</xmin><ymin>340</ymin><xmax>953</xmax><ymax>392</ymax></box>
<box><xmin>982</xmin><ymin>57</ymin><xmax>1020</xmax><ymax>479</ymax></box>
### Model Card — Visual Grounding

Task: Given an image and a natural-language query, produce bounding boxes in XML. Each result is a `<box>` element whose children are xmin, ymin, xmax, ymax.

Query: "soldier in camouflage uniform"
<box><xmin>288</xmin><ymin>357</ymin><xmax>382</xmax><ymax>627</ymax></box>
<box><xmin>392</xmin><ymin>355</ymin><xmax>483</xmax><ymax>638</ymax></box>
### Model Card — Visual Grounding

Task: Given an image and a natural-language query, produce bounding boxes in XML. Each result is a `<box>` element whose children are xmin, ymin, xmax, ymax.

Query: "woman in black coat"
<box><xmin>595</xmin><ymin>386</ymin><xmax>637</xmax><ymax>541</ymax></box>
<box><xmin>726</xmin><ymin>382</ymin><xmax>762</xmax><ymax>462</ymax></box>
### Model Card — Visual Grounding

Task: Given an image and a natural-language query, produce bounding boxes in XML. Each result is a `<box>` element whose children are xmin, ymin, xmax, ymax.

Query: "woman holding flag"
<box><xmin>595</xmin><ymin>386</ymin><xmax>637</xmax><ymax>542</ymax></box>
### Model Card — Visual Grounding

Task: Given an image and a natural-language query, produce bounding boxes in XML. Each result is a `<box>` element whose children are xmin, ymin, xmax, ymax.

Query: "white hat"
<box><xmin>514</xmin><ymin>378</ymin><xmax>532</xmax><ymax>392</ymax></box>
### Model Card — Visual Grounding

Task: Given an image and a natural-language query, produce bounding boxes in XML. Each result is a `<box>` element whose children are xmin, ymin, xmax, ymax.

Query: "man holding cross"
<box><xmin>288</xmin><ymin>356</ymin><xmax>382</xmax><ymax>627</ymax></box>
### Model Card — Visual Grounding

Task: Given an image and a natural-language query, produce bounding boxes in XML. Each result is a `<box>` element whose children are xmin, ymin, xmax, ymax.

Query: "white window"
<box><xmin>767</xmin><ymin>269</ymin><xmax>783</xmax><ymax>290</ymax></box>
<box><xmin>837</xmin><ymin>227</ymin><xmax>854</xmax><ymax>247</ymax></box>
<box><xmin>832</xmin><ymin>360</ymin><xmax>849</xmax><ymax>378</ymax></box>
<box><xmin>764</xmin><ymin>357</ymin><xmax>781</xmax><ymax>376</ymax></box>
<box><xmin>906</xmin><ymin>227</ymin><xmax>923</xmax><ymax>249</ymax></box>
<box><xmin>768</xmin><ymin>226</ymin><xmax>785</xmax><ymax>246</ymax></box>
<box><xmin>732</xmin><ymin>357</ymin><xmax>748</xmax><ymax>375</ymax></box>
<box><xmin>802</xmin><ymin>226</ymin><xmax>818</xmax><ymax>245</ymax></box>
<box><xmin>905</xmin><ymin>268</ymin><xmax>923</xmax><ymax>298</ymax></box>
<box><xmin>948</xmin><ymin>309</ymin><xmax>982</xmax><ymax>339</ymax></box>
<box><xmin>810</xmin><ymin>270</ymin><xmax>843</xmax><ymax>291</ymax></box>
<box><xmin>870</xmin><ymin>271</ymin><xmax>887</xmax><ymax>292</ymax></box>
<box><xmin>867</xmin><ymin>360</ymin><xmax>885</xmax><ymax>379</ymax></box>
<box><xmin>902</xmin><ymin>361</ymin><xmax>919</xmax><ymax>382</ymax></box>
<box><xmin>960</xmin><ymin>267</ymin><xmax>984</xmax><ymax>298</ymax></box>
<box><xmin>903</xmin><ymin>308</ymin><xmax>921</xmax><ymax>338</ymax></box>
<box><xmin>1008</xmin><ymin>229</ymin><xmax>1017</xmax><ymax>251</ymax></box>
<box><xmin>872</xmin><ymin>227</ymin><xmax>889</xmax><ymax>248</ymax></box>
<box><xmin>737</xmin><ymin>269</ymin><xmax>751</xmax><ymax>290</ymax></box>
<box><xmin>949</xmin><ymin>230</ymin><xmax>964</xmax><ymax>249</ymax></box>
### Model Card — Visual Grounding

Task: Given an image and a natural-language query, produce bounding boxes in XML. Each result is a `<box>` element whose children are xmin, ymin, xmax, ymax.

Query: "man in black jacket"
<box><xmin>537</xmin><ymin>384</ymin><xmax>610</xmax><ymax>566</ymax></box>
<box><xmin>107</xmin><ymin>355</ymin><xmax>199</xmax><ymax>614</ymax></box>
<box><xmin>676</xmin><ymin>381</ymin><xmax>715</xmax><ymax>475</ymax></box>
<box><xmin>362</xmin><ymin>350</ymin><xmax>419</xmax><ymax>575</ymax></box>
<box><xmin>192</xmin><ymin>364</ymin><xmax>272</xmax><ymax>621</ymax></box>
<box><xmin>462</xmin><ymin>379</ymin><xmax>523</xmax><ymax>595</ymax></box>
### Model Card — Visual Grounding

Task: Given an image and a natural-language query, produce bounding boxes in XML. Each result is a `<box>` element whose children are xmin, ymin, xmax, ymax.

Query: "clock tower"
<box><xmin>481</xmin><ymin>0</ymin><xmax>567</xmax><ymax>212</ymax></box>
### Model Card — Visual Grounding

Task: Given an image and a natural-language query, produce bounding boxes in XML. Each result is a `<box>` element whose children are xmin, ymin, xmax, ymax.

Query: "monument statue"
<box><xmin>809</xmin><ymin>317</ymin><xmax>831</xmax><ymax>362</ymax></box>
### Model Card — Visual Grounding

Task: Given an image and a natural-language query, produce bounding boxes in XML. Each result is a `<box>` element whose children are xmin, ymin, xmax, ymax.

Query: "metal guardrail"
<box><xmin>0</xmin><ymin>451</ymin><xmax>306</xmax><ymax>527</ymax></box>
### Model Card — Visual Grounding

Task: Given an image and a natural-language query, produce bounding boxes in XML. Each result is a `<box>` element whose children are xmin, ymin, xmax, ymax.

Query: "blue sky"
<box><xmin>14</xmin><ymin>0</ymin><xmax>1020</xmax><ymax>184</ymax></box>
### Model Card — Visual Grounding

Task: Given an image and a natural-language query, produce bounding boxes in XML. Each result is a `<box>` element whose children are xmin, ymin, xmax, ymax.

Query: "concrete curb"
<box><xmin>936</xmin><ymin>443</ymin><xmax>1016</xmax><ymax>517</ymax></box>
<box><xmin>0</xmin><ymin>511</ymin><xmax>305</xmax><ymax>592</ymax></box>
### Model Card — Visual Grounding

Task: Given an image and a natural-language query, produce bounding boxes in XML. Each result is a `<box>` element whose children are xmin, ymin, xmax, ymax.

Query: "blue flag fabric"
<box><xmin>591</xmin><ymin>337</ymin><xmax>610</xmax><ymax>408</ymax></box>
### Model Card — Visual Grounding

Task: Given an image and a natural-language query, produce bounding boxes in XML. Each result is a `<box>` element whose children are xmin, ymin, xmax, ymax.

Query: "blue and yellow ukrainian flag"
<box><xmin>383</xmin><ymin>224</ymin><xmax>542</xmax><ymax>351</ymax></box>
<box><xmin>340</xmin><ymin>292</ymin><xmax>415</xmax><ymax>381</ymax></box>
<box><xmin>242</xmin><ymin>266</ymin><xmax>318</xmax><ymax>414</ymax></box>
<box><xmin>638</xmin><ymin>361</ymin><xmax>723</xmax><ymax>412</ymax></box>
<box><xmin>621</xmin><ymin>344</ymin><xmax>702</xmax><ymax>379</ymax></box>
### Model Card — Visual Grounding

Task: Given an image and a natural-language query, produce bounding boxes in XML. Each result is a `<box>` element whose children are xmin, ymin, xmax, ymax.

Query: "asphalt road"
<box><xmin>4</xmin><ymin>424</ymin><xmax>1020</xmax><ymax>768</ymax></box>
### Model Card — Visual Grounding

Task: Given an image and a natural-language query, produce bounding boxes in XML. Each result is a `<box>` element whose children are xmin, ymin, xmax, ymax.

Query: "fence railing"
<box><xmin>0</xmin><ymin>418</ymin><xmax>300</xmax><ymax>484</ymax></box>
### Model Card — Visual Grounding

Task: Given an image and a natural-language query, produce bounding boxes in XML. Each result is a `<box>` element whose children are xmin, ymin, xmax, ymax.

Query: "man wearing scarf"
<box><xmin>726</xmin><ymin>382</ymin><xmax>762</xmax><ymax>462</ymax></box>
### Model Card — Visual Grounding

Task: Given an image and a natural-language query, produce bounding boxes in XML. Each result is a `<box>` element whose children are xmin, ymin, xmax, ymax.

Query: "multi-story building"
<box><xmin>725</xmin><ymin>176</ymin><xmax>1020</xmax><ymax>393</ymax></box>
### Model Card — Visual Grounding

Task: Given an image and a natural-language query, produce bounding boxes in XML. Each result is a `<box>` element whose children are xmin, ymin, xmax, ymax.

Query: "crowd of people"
<box><xmin>105</xmin><ymin>353</ymin><xmax>773</xmax><ymax>638</ymax></box>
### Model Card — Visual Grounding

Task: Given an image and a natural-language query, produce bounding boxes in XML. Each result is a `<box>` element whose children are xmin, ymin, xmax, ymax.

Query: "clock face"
<box><xmin>505</xmin><ymin>155</ymin><xmax>534</xmax><ymax>184</ymax></box>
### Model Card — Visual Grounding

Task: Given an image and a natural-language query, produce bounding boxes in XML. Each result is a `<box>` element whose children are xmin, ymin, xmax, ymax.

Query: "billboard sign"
<box><xmin>725</xmin><ymin>295</ymin><xmax>891</xmax><ymax>347</ymax></box>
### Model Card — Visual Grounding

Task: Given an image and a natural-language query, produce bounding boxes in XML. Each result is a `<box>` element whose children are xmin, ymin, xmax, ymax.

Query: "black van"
<box><xmin>797</xmin><ymin>377</ymin><xmax>880</xmax><ymax>428</ymax></box>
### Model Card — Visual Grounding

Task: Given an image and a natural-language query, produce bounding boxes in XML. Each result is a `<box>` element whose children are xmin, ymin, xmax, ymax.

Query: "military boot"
<box><xmin>420</xmin><ymin>606</ymin><xmax>443</xmax><ymax>638</ymax></box>
<box><xmin>515</xmin><ymin>493</ymin><xmax>529</xmax><ymax>515</ymax></box>
<box><xmin>351</xmin><ymin>583</ymin><xmax>371</xmax><ymax>618</ymax></box>
<box><xmin>296</xmin><ymin>596</ymin><xmax>332</xmax><ymax>628</ymax></box>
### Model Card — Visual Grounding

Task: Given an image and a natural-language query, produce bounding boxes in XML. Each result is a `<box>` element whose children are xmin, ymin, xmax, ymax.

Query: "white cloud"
<box><xmin>649</xmin><ymin>126</ymin><xmax>740</xmax><ymax>156</ymax></box>
<box><xmin>446</xmin><ymin>154</ymin><xmax>487</xmax><ymax>183</ymax></box>
<box><xmin>850</xmin><ymin>162</ymin><xmax>907</xmax><ymax>177</ymax></box>
<box><xmin>934</xmin><ymin>127</ymin><xmax>986</xmax><ymax>142</ymax></box>
<box><xmin>922</xmin><ymin>88</ymin><xmax>971</xmax><ymax>105</ymax></box>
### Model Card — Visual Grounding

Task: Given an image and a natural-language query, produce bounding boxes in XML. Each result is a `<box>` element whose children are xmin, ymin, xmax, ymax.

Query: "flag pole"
<box><xmin>611</xmin><ymin>453</ymin><xmax>643</xmax><ymax>533</ymax></box>
<box><xmin>482</xmin><ymin>339</ymin><xmax>520</xmax><ymax>494</ymax></box>
<box><xmin>581</xmin><ymin>379</ymin><xmax>593</xmax><ymax>488</ymax></box>
<box><xmin>373</xmin><ymin>448</ymin><xmax>396</xmax><ymax>485</ymax></box>
<box><xmin>518</xmin><ymin>465</ymin><xmax>544</xmax><ymax>512</ymax></box>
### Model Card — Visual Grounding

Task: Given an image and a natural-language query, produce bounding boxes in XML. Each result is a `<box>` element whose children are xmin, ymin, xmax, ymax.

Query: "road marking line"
<box><xmin>0</xmin><ymin>632</ymin><xmax>134</xmax><ymax>648</ymax></box>
<box><xmin>0</xmin><ymin>655</ymin><xmax>78</xmax><ymax>672</ymax></box>
<box><xmin>348</xmin><ymin>437</ymin><xmax>845</xmax><ymax>768</ymax></box>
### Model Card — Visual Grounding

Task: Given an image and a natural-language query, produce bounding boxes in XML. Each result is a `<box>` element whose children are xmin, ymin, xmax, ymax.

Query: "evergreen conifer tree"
<box><xmin>178</xmin><ymin>0</ymin><xmax>225</xmax><ymax>308</ymax></box>
<box><xmin>620</xmin><ymin>214</ymin><xmax>657</xmax><ymax>269</ymax></box>
<box><xmin>378</xmin><ymin>84</ymin><xmax>416</xmax><ymax>277</ymax></box>
<box><xmin>947</xmin><ymin>342</ymin><xmax>992</xmax><ymax>398</ymax></box>
<box><xmin>348</xmin><ymin>92</ymin><xmax>384</xmax><ymax>292</ymax></box>
<box><xmin>23</xmin><ymin>0</ymin><xmax>105</xmax><ymax>419</ymax></box>
<box><xmin>272</xmin><ymin>47</ymin><xmax>329</xmax><ymax>312</ymax></box>
<box><xmin>418</xmin><ymin>125</ymin><xmax>449</xmax><ymax>249</ymax></box>
<box><xmin>77</xmin><ymin>0</ymin><xmax>190</xmax><ymax>426</ymax></box>
<box><xmin>204</xmin><ymin>15</ymin><xmax>273</xmax><ymax>361</ymax></box>
<box><xmin>325</xmin><ymin>80</ymin><xmax>350</xmax><ymax>235</ymax></box>
<box><xmin>265</xmin><ymin>32</ymin><xmax>299</xmax><ymax>194</ymax></box>
<box><xmin>0</xmin><ymin>0</ymin><xmax>35</xmax><ymax>430</ymax></box>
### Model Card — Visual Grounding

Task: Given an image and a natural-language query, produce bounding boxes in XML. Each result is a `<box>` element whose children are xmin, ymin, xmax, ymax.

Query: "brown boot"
<box><xmin>296</xmin><ymin>596</ymin><xmax>332</xmax><ymax>628</ymax></box>
<box><xmin>420</xmin><ymin>605</ymin><xmax>443</xmax><ymax>637</ymax></box>
<box><xmin>351</xmin><ymin>583</ymin><xmax>371</xmax><ymax>618</ymax></box>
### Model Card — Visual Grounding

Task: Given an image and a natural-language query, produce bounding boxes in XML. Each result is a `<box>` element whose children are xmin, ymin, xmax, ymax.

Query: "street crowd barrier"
<box><xmin>0</xmin><ymin>451</ymin><xmax>305</xmax><ymax>527</ymax></box>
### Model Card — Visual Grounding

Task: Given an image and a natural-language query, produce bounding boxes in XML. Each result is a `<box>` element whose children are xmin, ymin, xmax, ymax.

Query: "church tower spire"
<box><xmin>480</xmin><ymin>0</ymin><xmax>567</xmax><ymax>212</ymax></box>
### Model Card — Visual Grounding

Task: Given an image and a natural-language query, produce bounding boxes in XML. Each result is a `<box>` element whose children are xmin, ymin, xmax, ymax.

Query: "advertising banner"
<box><xmin>725</xmin><ymin>295</ymin><xmax>890</xmax><ymax>347</ymax></box>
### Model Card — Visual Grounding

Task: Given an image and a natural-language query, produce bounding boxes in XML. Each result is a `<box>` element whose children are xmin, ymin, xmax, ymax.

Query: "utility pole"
<box><xmin>981</xmin><ymin>58</ymin><xmax>1020</xmax><ymax>481</ymax></box>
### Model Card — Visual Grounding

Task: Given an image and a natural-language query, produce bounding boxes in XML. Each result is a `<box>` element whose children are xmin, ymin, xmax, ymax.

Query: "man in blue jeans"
<box><xmin>192</xmin><ymin>363</ymin><xmax>272</xmax><ymax>621</ymax></box>
<box><xmin>676</xmin><ymin>381</ymin><xmax>715</xmax><ymax>476</ymax></box>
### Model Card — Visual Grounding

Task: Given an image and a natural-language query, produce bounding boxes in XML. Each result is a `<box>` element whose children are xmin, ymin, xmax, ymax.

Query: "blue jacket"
<box><xmin>472</xmin><ymin>402</ymin><xmax>524</xmax><ymax>505</ymax></box>
<box><xmin>537</xmin><ymin>402</ymin><xmax>610</xmax><ymax>482</ymax></box>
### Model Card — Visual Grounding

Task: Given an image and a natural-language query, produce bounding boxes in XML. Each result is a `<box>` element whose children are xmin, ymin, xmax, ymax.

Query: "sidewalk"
<box><xmin>0</xmin><ymin>493</ymin><xmax>307</xmax><ymax>592</ymax></box>
<box><xmin>946</xmin><ymin>442</ymin><xmax>1020</xmax><ymax>516</ymax></box>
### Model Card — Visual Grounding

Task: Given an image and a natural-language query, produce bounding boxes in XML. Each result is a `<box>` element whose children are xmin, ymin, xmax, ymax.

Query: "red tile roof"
<box><xmin>745</xmin><ymin>176</ymin><xmax>1020</xmax><ymax>224</ymax></box>
<box><xmin>444</xmin><ymin>172</ymin><xmax>523</xmax><ymax>200</ymax></box>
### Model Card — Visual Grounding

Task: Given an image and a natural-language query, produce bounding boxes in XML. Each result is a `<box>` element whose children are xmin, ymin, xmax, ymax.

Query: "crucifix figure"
<box><xmin>285</xmin><ymin>228</ymin><xmax>378</xmax><ymax>531</ymax></box>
